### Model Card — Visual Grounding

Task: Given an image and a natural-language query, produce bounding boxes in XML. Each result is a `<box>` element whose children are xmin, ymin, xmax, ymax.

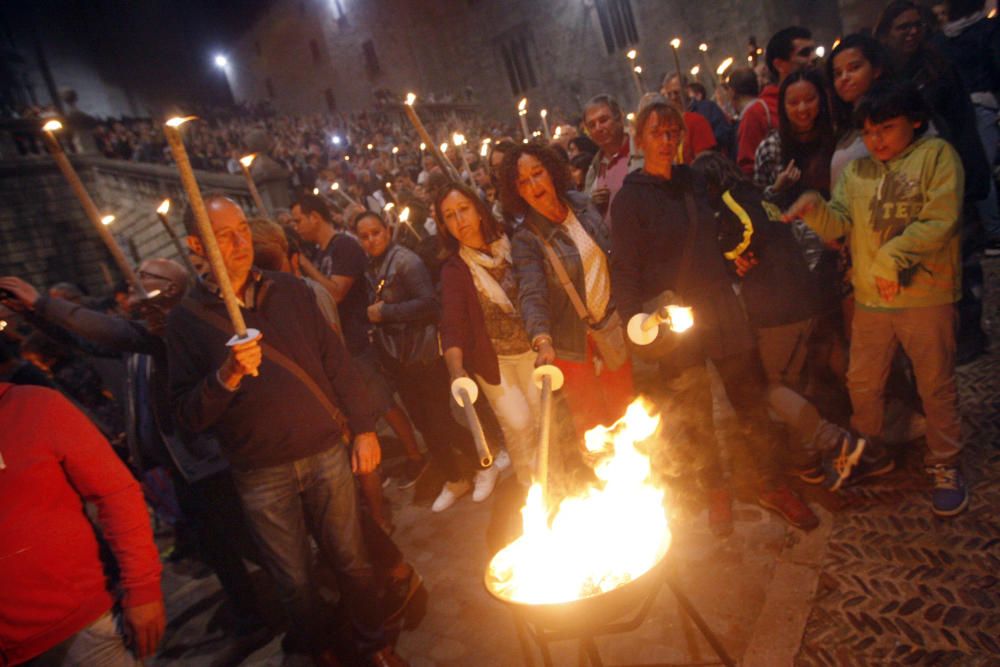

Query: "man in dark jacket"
<box><xmin>166</xmin><ymin>195</ymin><xmax>406</xmax><ymax>667</ymax></box>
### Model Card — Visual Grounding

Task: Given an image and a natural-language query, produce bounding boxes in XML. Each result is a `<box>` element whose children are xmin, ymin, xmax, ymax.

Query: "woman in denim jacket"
<box><xmin>499</xmin><ymin>143</ymin><xmax>635</xmax><ymax>436</ymax></box>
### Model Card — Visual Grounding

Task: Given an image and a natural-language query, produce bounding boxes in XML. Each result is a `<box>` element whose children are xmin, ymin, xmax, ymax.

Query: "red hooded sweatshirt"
<box><xmin>736</xmin><ymin>83</ymin><xmax>780</xmax><ymax>175</ymax></box>
<box><xmin>0</xmin><ymin>383</ymin><xmax>161</xmax><ymax>665</ymax></box>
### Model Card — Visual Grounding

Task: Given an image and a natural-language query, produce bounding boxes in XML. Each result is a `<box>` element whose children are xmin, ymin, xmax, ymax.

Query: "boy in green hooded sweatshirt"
<box><xmin>785</xmin><ymin>80</ymin><xmax>967</xmax><ymax>517</ymax></box>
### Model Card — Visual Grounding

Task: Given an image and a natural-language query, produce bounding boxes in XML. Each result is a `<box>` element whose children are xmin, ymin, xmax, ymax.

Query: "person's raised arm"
<box><xmin>511</xmin><ymin>229</ymin><xmax>556</xmax><ymax>366</ymax></box>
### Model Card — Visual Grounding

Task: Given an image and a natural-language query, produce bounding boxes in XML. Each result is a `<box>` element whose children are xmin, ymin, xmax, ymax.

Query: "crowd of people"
<box><xmin>1</xmin><ymin>0</ymin><xmax>997</xmax><ymax>665</ymax></box>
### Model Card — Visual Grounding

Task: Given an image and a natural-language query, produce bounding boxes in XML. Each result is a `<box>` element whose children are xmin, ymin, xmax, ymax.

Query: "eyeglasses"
<box><xmin>795</xmin><ymin>46</ymin><xmax>816</xmax><ymax>58</ymax></box>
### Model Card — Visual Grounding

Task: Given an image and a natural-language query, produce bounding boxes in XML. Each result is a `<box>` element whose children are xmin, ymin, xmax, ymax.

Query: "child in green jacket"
<box><xmin>785</xmin><ymin>80</ymin><xmax>967</xmax><ymax>517</ymax></box>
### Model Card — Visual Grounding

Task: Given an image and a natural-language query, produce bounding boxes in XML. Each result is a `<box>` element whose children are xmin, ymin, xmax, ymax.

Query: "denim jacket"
<box><xmin>512</xmin><ymin>190</ymin><xmax>613</xmax><ymax>362</ymax></box>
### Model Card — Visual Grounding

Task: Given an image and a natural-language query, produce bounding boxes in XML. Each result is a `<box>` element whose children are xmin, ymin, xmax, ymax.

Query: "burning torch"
<box><xmin>164</xmin><ymin>116</ymin><xmax>261</xmax><ymax>371</ymax></box>
<box><xmin>627</xmin><ymin>303</ymin><xmax>695</xmax><ymax>346</ymax></box>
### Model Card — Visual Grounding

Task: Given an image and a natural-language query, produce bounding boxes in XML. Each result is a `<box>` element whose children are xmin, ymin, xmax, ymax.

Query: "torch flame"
<box><xmin>667</xmin><ymin>305</ymin><xmax>694</xmax><ymax>333</ymax></box>
<box><xmin>399</xmin><ymin>206</ymin><xmax>410</xmax><ymax>222</ymax></box>
<box><xmin>312</xmin><ymin>187</ymin><xmax>319</xmax><ymax>195</ymax></box>
<box><xmin>440</xmin><ymin>142</ymin><xmax>448</xmax><ymax>153</ymax></box>
<box><xmin>239</xmin><ymin>153</ymin><xmax>257</xmax><ymax>168</ymax></box>
<box><xmin>540</xmin><ymin>108</ymin><xmax>548</xmax><ymax>118</ymax></box>
<box><xmin>487</xmin><ymin>399</ymin><xmax>671</xmax><ymax>604</ymax></box>
<box><xmin>157</xmin><ymin>199</ymin><xmax>171</xmax><ymax>215</ymax></box>
<box><xmin>626</xmin><ymin>49</ymin><xmax>637</xmax><ymax>60</ymax></box>
<box><xmin>419</xmin><ymin>142</ymin><xmax>426</xmax><ymax>151</ymax></box>
<box><xmin>670</xmin><ymin>38</ymin><xmax>681</xmax><ymax>49</ymax></box>
<box><xmin>699</xmin><ymin>42</ymin><xmax>708</xmax><ymax>52</ymax></box>
<box><xmin>690</xmin><ymin>65</ymin><xmax>700</xmax><ymax>76</ymax></box>
<box><xmin>100</xmin><ymin>214</ymin><xmax>115</xmax><ymax>226</ymax></box>
<box><xmin>42</xmin><ymin>119</ymin><xmax>63</xmax><ymax>132</ymax></box>
<box><xmin>391</xmin><ymin>146</ymin><xmax>399</xmax><ymax>154</ymax></box>
<box><xmin>165</xmin><ymin>116</ymin><xmax>196</xmax><ymax>128</ymax></box>
<box><xmin>384</xmin><ymin>202</ymin><xmax>395</xmax><ymax>212</ymax></box>
<box><xmin>517</xmin><ymin>97</ymin><xmax>527</xmax><ymax>112</ymax></box>
<box><xmin>452</xmin><ymin>132</ymin><xmax>465</xmax><ymax>146</ymax></box>
<box><xmin>405</xmin><ymin>92</ymin><xmax>416</xmax><ymax>106</ymax></box>
<box><xmin>634</xmin><ymin>65</ymin><xmax>643</xmax><ymax>74</ymax></box>
<box><xmin>331</xmin><ymin>182</ymin><xmax>340</xmax><ymax>191</ymax></box>
<box><xmin>716</xmin><ymin>57</ymin><xmax>734</xmax><ymax>76</ymax></box>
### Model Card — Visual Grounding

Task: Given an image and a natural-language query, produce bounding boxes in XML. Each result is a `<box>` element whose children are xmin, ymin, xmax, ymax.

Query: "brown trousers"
<box><xmin>848</xmin><ymin>304</ymin><xmax>962</xmax><ymax>465</ymax></box>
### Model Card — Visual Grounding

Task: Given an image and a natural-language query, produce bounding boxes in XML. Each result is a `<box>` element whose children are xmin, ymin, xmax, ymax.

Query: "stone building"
<box><xmin>226</xmin><ymin>0</ymin><xmax>853</xmax><ymax>122</ymax></box>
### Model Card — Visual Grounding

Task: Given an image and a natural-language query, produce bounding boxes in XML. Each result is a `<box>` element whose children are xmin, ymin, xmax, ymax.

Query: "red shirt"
<box><xmin>681</xmin><ymin>111</ymin><xmax>718</xmax><ymax>164</ymax></box>
<box><xmin>0</xmin><ymin>383</ymin><xmax>162</xmax><ymax>664</ymax></box>
<box><xmin>737</xmin><ymin>84</ymin><xmax>780</xmax><ymax>175</ymax></box>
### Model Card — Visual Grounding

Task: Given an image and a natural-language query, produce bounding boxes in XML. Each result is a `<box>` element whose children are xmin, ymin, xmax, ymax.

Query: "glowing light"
<box><xmin>756</xmin><ymin>47</ymin><xmax>763</xmax><ymax>55</ymax></box>
<box><xmin>553</xmin><ymin>126</ymin><xmax>562</xmax><ymax>139</ymax></box>
<box><xmin>486</xmin><ymin>399</ymin><xmax>670</xmax><ymax>604</ymax></box>
<box><xmin>540</xmin><ymin>108</ymin><xmax>548</xmax><ymax>118</ymax></box>
<box><xmin>626</xmin><ymin>49</ymin><xmax>637</xmax><ymax>60</ymax></box>
<box><xmin>517</xmin><ymin>97</ymin><xmax>527</xmax><ymax>112</ymax></box>
<box><xmin>386</xmin><ymin>181</ymin><xmax>392</xmax><ymax>189</ymax></box>
<box><xmin>716</xmin><ymin>57</ymin><xmax>734</xmax><ymax>76</ymax></box>
<box><xmin>452</xmin><ymin>132</ymin><xmax>466</xmax><ymax>146</ymax></box>
<box><xmin>405</xmin><ymin>92</ymin><xmax>416</xmax><ymax>106</ymax></box>
<box><xmin>633</xmin><ymin>65</ymin><xmax>642</xmax><ymax>74</ymax></box>
<box><xmin>157</xmin><ymin>199</ymin><xmax>170</xmax><ymax>215</ymax></box>
<box><xmin>312</xmin><ymin>187</ymin><xmax>319</xmax><ymax>195</ymax></box>
<box><xmin>239</xmin><ymin>153</ymin><xmax>256</xmax><ymax>168</ymax></box>
<box><xmin>366</xmin><ymin>143</ymin><xmax>374</xmax><ymax>150</ymax></box>
<box><xmin>384</xmin><ymin>202</ymin><xmax>395</xmax><ymax>212</ymax></box>
<box><xmin>480</xmin><ymin>141</ymin><xmax>489</xmax><ymax>157</ymax></box>
<box><xmin>100</xmin><ymin>214</ymin><xmax>115</xmax><ymax>226</ymax></box>
<box><xmin>214</xmin><ymin>54</ymin><xmax>228</xmax><ymax>69</ymax></box>
<box><xmin>165</xmin><ymin>116</ymin><xmax>195</xmax><ymax>128</ymax></box>
<box><xmin>626</xmin><ymin>112</ymin><xmax>635</xmax><ymax>122</ymax></box>
<box><xmin>399</xmin><ymin>206</ymin><xmax>410</xmax><ymax>222</ymax></box>
<box><xmin>747</xmin><ymin>55</ymin><xmax>753</xmax><ymax>63</ymax></box>
<box><xmin>690</xmin><ymin>65</ymin><xmax>700</xmax><ymax>76</ymax></box>
<box><xmin>667</xmin><ymin>305</ymin><xmax>694</xmax><ymax>333</ymax></box>
<box><xmin>698</xmin><ymin>42</ymin><xmax>708</xmax><ymax>52</ymax></box>
<box><xmin>989</xmin><ymin>7</ymin><xmax>997</xmax><ymax>18</ymax></box>
<box><xmin>145</xmin><ymin>289</ymin><xmax>162</xmax><ymax>299</ymax></box>
<box><xmin>532</xmin><ymin>131</ymin><xmax>541</xmax><ymax>137</ymax></box>
<box><xmin>0</xmin><ymin>320</ymin><xmax>6</xmax><ymax>332</ymax></box>
<box><xmin>42</xmin><ymin>119</ymin><xmax>63</xmax><ymax>132</ymax></box>
<box><xmin>815</xmin><ymin>45</ymin><xmax>826</xmax><ymax>58</ymax></box>
<box><xmin>331</xmin><ymin>135</ymin><xmax>342</xmax><ymax>145</ymax></box>
<box><xmin>344</xmin><ymin>155</ymin><xmax>350</xmax><ymax>161</ymax></box>
<box><xmin>391</xmin><ymin>146</ymin><xmax>399</xmax><ymax>154</ymax></box>
<box><xmin>832</xmin><ymin>38</ymin><xmax>841</xmax><ymax>50</ymax></box>
<box><xmin>670</xmin><ymin>38</ymin><xmax>681</xmax><ymax>49</ymax></box>
<box><xmin>331</xmin><ymin>182</ymin><xmax>340</xmax><ymax>190</ymax></box>
<box><xmin>440</xmin><ymin>142</ymin><xmax>448</xmax><ymax>153</ymax></box>
<box><xmin>419</xmin><ymin>142</ymin><xmax>426</xmax><ymax>151</ymax></box>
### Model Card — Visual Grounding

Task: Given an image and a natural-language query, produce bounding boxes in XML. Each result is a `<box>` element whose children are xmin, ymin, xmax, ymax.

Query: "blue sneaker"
<box><xmin>927</xmin><ymin>465</ymin><xmax>969</xmax><ymax>517</ymax></box>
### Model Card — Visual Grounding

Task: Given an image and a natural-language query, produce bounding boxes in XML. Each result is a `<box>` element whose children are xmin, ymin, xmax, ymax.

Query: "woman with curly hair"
<box><xmin>497</xmin><ymin>142</ymin><xmax>634</xmax><ymax>435</ymax></box>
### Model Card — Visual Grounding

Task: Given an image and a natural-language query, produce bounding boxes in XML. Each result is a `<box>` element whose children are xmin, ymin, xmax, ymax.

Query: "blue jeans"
<box><xmin>974</xmin><ymin>104</ymin><xmax>1000</xmax><ymax>239</ymax></box>
<box><xmin>231</xmin><ymin>446</ymin><xmax>384</xmax><ymax>655</ymax></box>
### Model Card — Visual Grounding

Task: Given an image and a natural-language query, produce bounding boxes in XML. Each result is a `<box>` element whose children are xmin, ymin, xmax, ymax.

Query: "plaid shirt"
<box><xmin>753</xmin><ymin>130</ymin><xmax>783</xmax><ymax>201</ymax></box>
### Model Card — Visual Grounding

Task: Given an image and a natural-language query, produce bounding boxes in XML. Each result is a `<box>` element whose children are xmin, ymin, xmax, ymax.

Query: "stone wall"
<box><xmin>0</xmin><ymin>153</ymin><xmax>252</xmax><ymax>298</ymax></box>
<box><xmin>228</xmin><ymin>0</ymin><xmax>847</xmax><ymax>120</ymax></box>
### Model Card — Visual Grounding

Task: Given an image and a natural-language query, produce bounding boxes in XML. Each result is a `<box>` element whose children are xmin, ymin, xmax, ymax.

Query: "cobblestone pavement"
<box><xmin>150</xmin><ymin>259</ymin><xmax>999</xmax><ymax>667</ymax></box>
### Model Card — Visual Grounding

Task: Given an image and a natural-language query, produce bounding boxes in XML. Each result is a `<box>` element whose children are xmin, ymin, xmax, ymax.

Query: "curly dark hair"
<box><xmin>495</xmin><ymin>143</ymin><xmax>573</xmax><ymax>218</ymax></box>
<box><xmin>431</xmin><ymin>181</ymin><xmax>504</xmax><ymax>256</ymax></box>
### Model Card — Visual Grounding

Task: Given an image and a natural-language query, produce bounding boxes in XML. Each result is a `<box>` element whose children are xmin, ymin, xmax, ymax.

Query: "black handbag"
<box><xmin>370</xmin><ymin>249</ymin><xmax>439</xmax><ymax>369</ymax></box>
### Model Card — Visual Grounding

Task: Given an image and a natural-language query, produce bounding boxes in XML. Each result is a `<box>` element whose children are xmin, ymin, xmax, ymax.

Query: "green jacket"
<box><xmin>802</xmin><ymin>136</ymin><xmax>964</xmax><ymax>309</ymax></box>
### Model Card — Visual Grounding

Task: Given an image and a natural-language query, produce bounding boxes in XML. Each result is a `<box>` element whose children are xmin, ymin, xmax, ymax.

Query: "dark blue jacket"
<box><xmin>512</xmin><ymin>191</ymin><xmax>612</xmax><ymax>362</ymax></box>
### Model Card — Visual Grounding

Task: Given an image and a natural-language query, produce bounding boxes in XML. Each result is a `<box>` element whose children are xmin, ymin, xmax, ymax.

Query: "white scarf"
<box><xmin>943</xmin><ymin>11</ymin><xmax>985</xmax><ymax>37</ymax></box>
<box><xmin>459</xmin><ymin>235</ymin><xmax>515</xmax><ymax>314</ymax></box>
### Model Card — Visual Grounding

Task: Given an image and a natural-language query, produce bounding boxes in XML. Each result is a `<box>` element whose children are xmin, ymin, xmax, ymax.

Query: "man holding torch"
<box><xmin>165</xmin><ymin>195</ymin><xmax>408</xmax><ymax>667</ymax></box>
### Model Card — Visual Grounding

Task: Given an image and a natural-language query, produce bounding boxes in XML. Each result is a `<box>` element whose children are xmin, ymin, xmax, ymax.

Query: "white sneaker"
<box><xmin>431</xmin><ymin>479</ymin><xmax>471</xmax><ymax>512</ymax></box>
<box><xmin>494</xmin><ymin>449</ymin><xmax>511</xmax><ymax>471</ymax></box>
<box><xmin>472</xmin><ymin>465</ymin><xmax>500</xmax><ymax>502</ymax></box>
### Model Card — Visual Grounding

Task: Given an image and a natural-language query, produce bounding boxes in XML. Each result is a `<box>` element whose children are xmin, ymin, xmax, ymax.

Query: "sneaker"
<box><xmin>758</xmin><ymin>485</ymin><xmax>820</xmax><ymax>530</ymax></box>
<box><xmin>821</xmin><ymin>432</ymin><xmax>867</xmax><ymax>492</ymax></box>
<box><xmin>493</xmin><ymin>449</ymin><xmax>511</xmax><ymax>471</ymax></box>
<box><xmin>397</xmin><ymin>458</ymin><xmax>428</xmax><ymax>490</ymax></box>
<box><xmin>927</xmin><ymin>464</ymin><xmax>969</xmax><ymax>517</ymax></box>
<box><xmin>707</xmin><ymin>487</ymin><xmax>733</xmax><ymax>537</ymax></box>
<box><xmin>431</xmin><ymin>479</ymin><xmax>471</xmax><ymax>512</ymax></box>
<box><xmin>384</xmin><ymin>566</ymin><xmax>424</xmax><ymax>624</ymax></box>
<box><xmin>472</xmin><ymin>465</ymin><xmax>500</xmax><ymax>502</ymax></box>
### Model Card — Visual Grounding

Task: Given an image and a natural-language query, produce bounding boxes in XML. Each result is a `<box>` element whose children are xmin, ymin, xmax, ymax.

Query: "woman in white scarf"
<box><xmin>434</xmin><ymin>183</ymin><xmax>541</xmax><ymax>499</ymax></box>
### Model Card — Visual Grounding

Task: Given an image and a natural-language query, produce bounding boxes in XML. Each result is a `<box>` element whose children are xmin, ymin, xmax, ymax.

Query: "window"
<box><xmin>310</xmin><ymin>39</ymin><xmax>321</xmax><ymax>65</ymax></box>
<box><xmin>324</xmin><ymin>88</ymin><xmax>336</xmax><ymax>112</ymax></box>
<box><xmin>497</xmin><ymin>26</ymin><xmax>537</xmax><ymax>96</ymax></box>
<box><xmin>594</xmin><ymin>0</ymin><xmax>638</xmax><ymax>54</ymax></box>
<box><xmin>362</xmin><ymin>39</ymin><xmax>380</xmax><ymax>77</ymax></box>
<box><xmin>265</xmin><ymin>78</ymin><xmax>275</xmax><ymax>99</ymax></box>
